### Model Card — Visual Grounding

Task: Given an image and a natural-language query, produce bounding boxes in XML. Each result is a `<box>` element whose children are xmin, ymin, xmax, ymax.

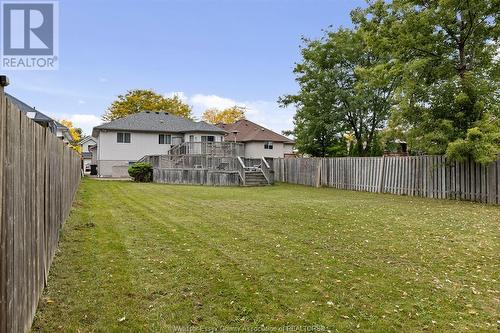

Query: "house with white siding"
<box><xmin>216</xmin><ymin>119</ymin><xmax>295</xmax><ymax>159</ymax></box>
<box><xmin>91</xmin><ymin>111</ymin><xmax>226</xmax><ymax>177</ymax></box>
<box><xmin>79</xmin><ymin>136</ymin><xmax>97</xmax><ymax>172</ymax></box>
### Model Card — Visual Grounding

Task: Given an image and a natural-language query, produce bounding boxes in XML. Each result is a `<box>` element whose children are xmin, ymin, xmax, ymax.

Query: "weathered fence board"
<box><xmin>154</xmin><ymin>169</ymin><xmax>241</xmax><ymax>186</ymax></box>
<box><xmin>0</xmin><ymin>92</ymin><xmax>81</xmax><ymax>333</ymax></box>
<box><xmin>273</xmin><ymin>156</ymin><xmax>500</xmax><ymax>204</ymax></box>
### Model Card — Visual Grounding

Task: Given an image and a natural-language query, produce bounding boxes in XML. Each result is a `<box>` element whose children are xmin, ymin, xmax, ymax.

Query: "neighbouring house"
<box><xmin>79</xmin><ymin>136</ymin><xmax>97</xmax><ymax>172</ymax></box>
<box><xmin>216</xmin><ymin>119</ymin><xmax>295</xmax><ymax>159</ymax></box>
<box><xmin>6</xmin><ymin>93</ymin><xmax>72</xmax><ymax>143</ymax></box>
<box><xmin>91</xmin><ymin>111</ymin><xmax>227</xmax><ymax>177</ymax></box>
<box><xmin>88</xmin><ymin>144</ymin><xmax>98</xmax><ymax>174</ymax></box>
<box><xmin>54</xmin><ymin>122</ymin><xmax>72</xmax><ymax>143</ymax></box>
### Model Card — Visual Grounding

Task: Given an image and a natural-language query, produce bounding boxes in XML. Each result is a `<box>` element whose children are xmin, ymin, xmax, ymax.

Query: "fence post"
<box><xmin>487</xmin><ymin>162</ymin><xmax>497</xmax><ymax>204</ymax></box>
<box><xmin>377</xmin><ymin>155</ymin><xmax>386</xmax><ymax>193</ymax></box>
<box><xmin>0</xmin><ymin>76</ymin><xmax>7</xmax><ymax>333</ymax></box>
<box><xmin>315</xmin><ymin>158</ymin><xmax>322</xmax><ymax>188</ymax></box>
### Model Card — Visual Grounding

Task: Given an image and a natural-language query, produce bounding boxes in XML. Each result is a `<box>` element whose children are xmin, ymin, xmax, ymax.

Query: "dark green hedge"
<box><xmin>128</xmin><ymin>162</ymin><xmax>153</xmax><ymax>182</ymax></box>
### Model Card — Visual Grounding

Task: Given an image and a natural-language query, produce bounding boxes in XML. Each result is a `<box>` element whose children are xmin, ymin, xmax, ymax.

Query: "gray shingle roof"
<box><xmin>92</xmin><ymin>111</ymin><xmax>226</xmax><ymax>137</ymax></box>
<box><xmin>6</xmin><ymin>93</ymin><xmax>53</xmax><ymax>123</ymax></box>
<box><xmin>79</xmin><ymin>136</ymin><xmax>97</xmax><ymax>145</ymax></box>
<box><xmin>5</xmin><ymin>93</ymin><xmax>67</xmax><ymax>137</ymax></box>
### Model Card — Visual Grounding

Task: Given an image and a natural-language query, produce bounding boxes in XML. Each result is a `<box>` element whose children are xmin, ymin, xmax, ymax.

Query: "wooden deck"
<box><xmin>139</xmin><ymin>142</ymin><xmax>274</xmax><ymax>187</ymax></box>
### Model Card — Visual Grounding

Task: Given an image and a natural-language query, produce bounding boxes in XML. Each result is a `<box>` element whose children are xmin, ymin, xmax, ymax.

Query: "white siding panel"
<box><xmin>244</xmin><ymin>142</ymin><xmax>294</xmax><ymax>158</ymax></box>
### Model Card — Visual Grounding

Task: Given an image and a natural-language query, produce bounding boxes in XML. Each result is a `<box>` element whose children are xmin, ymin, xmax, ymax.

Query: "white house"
<box><xmin>216</xmin><ymin>119</ymin><xmax>295</xmax><ymax>159</ymax></box>
<box><xmin>91</xmin><ymin>111</ymin><xmax>227</xmax><ymax>177</ymax></box>
<box><xmin>79</xmin><ymin>136</ymin><xmax>97</xmax><ymax>172</ymax></box>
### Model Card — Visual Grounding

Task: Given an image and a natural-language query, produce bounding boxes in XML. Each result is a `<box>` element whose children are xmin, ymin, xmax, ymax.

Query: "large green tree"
<box><xmin>102</xmin><ymin>89</ymin><xmax>192</xmax><ymax>121</ymax></box>
<box><xmin>279</xmin><ymin>29</ymin><xmax>397</xmax><ymax>157</ymax></box>
<box><xmin>356</xmin><ymin>0</ymin><xmax>499</xmax><ymax>162</ymax></box>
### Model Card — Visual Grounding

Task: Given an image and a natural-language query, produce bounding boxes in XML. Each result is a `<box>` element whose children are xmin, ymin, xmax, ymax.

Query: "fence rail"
<box><xmin>0</xmin><ymin>93</ymin><xmax>81</xmax><ymax>333</ymax></box>
<box><xmin>273</xmin><ymin>156</ymin><xmax>500</xmax><ymax>204</ymax></box>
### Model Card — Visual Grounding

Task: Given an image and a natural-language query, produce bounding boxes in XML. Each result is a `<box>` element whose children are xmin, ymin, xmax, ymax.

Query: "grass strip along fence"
<box><xmin>0</xmin><ymin>91</ymin><xmax>81</xmax><ymax>333</ymax></box>
<box><xmin>273</xmin><ymin>156</ymin><xmax>500</xmax><ymax>204</ymax></box>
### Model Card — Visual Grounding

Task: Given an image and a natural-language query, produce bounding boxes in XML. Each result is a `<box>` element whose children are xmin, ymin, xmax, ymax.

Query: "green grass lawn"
<box><xmin>32</xmin><ymin>179</ymin><xmax>499</xmax><ymax>332</ymax></box>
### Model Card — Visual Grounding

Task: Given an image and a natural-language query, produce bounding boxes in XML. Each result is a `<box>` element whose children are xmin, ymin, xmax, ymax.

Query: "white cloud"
<box><xmin>98</xmin><ymin>77</ymin><xmax>108</xmax><ymax>83</ymax></box>
<box><xmin>243</xmin><ymin>100</ymin><xmax>295</xmax><ymax>134</ymax></box>
<box><xmin>190</xmin><ymin>94</ymin><xmax>239</xmax><ymax>110</ymax></box>
<box><xmin>77</xmin><ymin>99</ymin><xmax>86</xmax><ymax>105</ymax></box>
<box><xmin>48</xmin><ymin>113</ymin><xmax>102</xmax><ymax>136</ymax></box>
<box><xmin>165</xmin><ymin>92</ymin><xmax>295</xmax><ymax>135</ymax></box>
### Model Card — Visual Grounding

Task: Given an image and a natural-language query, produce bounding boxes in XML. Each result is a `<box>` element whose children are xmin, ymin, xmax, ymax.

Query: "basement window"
<box><xmin>264</xmin><ymin>141</ymin><xmax>274</xmax><ymax>149</ymax></box>
<box><xmin>117</xmin><ymin>132</ymin><xmax>131</xmax><ymax>143</ymax></box>
<box><xmin>159</xmin><ymin>134</ymin><xmax>172</xmax><ymax>144</ymax></box>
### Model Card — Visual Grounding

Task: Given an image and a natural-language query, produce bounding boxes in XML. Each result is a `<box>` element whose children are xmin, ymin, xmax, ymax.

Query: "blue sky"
<box><xmin>5</xmin><ymin>0</ymin><xmax>365</xmax><ymax>135</ymax></box>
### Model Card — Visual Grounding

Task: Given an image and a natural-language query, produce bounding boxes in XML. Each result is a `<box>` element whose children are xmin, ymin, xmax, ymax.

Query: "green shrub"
<box><xmin>128</xmin><ymin>162</ymin><xmax>153</xmax><ymax>182</ymax></box>
<box><xmin>446</xmin><ymin>114</ymin><xmax>500</xmax><ymax>165</ymax></box>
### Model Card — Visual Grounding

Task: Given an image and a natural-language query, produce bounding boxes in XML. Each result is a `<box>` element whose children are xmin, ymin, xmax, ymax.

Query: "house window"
<box><xmin>189</xmin><ymin>135</ymin><xmax>194</xmax><ymax>142</ymax></box>
<box><xmin>159</xmin><ymin>134</ymin><xmax>172</xmax><ymax>144</ymax></box>
<box><xmin>201</xmin><ymin>135</ymin><xmax>215</xmax><ymax>142</ymax></box>
<box><xmin>117</xmin><ymin>132</ymin><xmax>131</xmax><ymax>143</ymax></box>
<box><xmin>264</xmin><ymin>141</ymin><xmax>274</xmax><ymax>149</ymax></box>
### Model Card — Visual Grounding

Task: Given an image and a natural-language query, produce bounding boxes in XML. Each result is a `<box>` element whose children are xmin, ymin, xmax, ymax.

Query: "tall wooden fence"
<box><xmin>0</xmin><ymin>93</ymin><xmax>81</xmax><ymax>332</ymax></box>
<box><xmin>273</xmin><ymin>156</ymin><xmax>500</xmax><ymax>204</ymax></box>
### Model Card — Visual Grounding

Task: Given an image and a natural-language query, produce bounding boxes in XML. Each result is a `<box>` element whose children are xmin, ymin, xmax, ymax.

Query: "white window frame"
<box><xmin>159</xmin><ymin>134</ymin><xmax>172</xmax><ymax>144</ymax></box>
<box><xmin>117</xmin><ymin>132</ymin><xmax>131</xmax><ymax>143</ymax></box>
<box><xmin>264</xmin><ymin>141</ymin><xmax>274</xmax><ymax>149</ymax></box>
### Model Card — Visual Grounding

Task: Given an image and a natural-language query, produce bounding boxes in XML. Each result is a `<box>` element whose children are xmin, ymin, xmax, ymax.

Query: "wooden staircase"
<box><xmin>243</xmin><ymin>170</ymin><xmax>269</xmax><ymax>186</ymax></box>
<box><xmin>237</xmin><ymin>157</ymin><xmax>274</xmax><ymax>186</ymax></box>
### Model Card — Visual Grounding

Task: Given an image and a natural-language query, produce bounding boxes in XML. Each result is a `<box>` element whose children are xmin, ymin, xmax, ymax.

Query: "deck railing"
<box><xmin>168</xmin><ymin>142</ymin><xmax>244</xmax><ymax>157</ymax></box>
<box><xmin>158</xmin><ymin>155</ymin><xmax>241</xmax><ymax>170</ymax></box>
<box><xmin>138</xmin><ymin>141</ymin><xmax>278</xmax><ymax>186</ymax></box>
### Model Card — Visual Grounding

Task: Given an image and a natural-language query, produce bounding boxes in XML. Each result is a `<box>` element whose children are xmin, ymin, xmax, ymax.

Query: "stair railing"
<box><xmin>167</xmin><ymin>142</ymin><xmax>187</xmax><ymax>155</ymax></box>
<box><xmin>260</xmin><ymin>157</ymin><xmax>274</xmax><ymax>185</ymax></box>
<box><xmin>236</xmin><ymin>156</ymin><xmax>246</xmax><ymax>186</ymax></box>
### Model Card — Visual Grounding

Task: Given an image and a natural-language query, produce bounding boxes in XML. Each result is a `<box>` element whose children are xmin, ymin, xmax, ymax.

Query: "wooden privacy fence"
<box><xmin>0</xmin><ymin>93</ymin><xmax>81</xmax><ymax>332</ymax></box>
<box><xmin>273</xmin><ymin>156</ymin><xmax>500</xmax><ymax>204</ymax></box>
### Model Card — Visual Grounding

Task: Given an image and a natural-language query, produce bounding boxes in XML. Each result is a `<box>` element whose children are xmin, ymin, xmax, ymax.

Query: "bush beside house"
<box><xmin>128</xmin><ymin>163</ymin><xmax>153</xmax><ymax>182</ymax></box>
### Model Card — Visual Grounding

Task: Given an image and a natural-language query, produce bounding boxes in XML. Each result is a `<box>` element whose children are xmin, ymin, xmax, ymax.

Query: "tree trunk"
<box><xmin>458</xmin><ymin>41</ymin><xmax>467</xmax><ymax>78</ymax></box>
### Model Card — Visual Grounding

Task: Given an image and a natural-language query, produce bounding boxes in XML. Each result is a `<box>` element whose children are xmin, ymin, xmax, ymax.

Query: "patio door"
<box><xmin>201</xmin><ymin>135</ymin><xmax>215</xmax><ymax>154</ymax></box>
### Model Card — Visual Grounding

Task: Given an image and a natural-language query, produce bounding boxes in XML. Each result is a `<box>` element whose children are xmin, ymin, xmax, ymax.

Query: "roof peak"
<box><xmin>92</xmin><ymin>110</ymin><xmax>226</xmax><ymax>137</ymax></box>
<box><xmin>141</xmin><ymin>110</ymin><xmax>168</xmax><ymax>115</ymax></box>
